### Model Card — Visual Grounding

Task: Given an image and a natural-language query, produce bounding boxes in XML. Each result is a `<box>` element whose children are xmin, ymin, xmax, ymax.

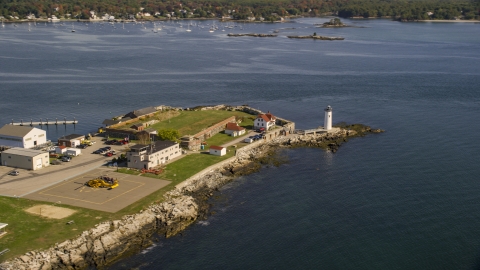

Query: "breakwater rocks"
<box><xmin>227</xmin><ymin>33</ymin><xmax>277</xmax><ymax>37</ymax></box>
<box><xmin>0</xmin><ymin>125</ymin><xmax>382</xmax><ymax>270</ymax></box>
<box><xmin>287</xmin><ymin>35</ymin><xmax>345</xmax><ymax>40</ymax></box>
<box><xmin>287</xmin><ymin>124</ymin><xmax>384</xmax><ymax>152</ymax></box>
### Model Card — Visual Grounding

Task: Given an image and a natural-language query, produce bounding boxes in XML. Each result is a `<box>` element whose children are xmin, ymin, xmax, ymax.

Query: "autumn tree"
<box><xmin>157</xmin><ymin>128</ymin><xmax>180</xmax><ymax>141</ymax></box>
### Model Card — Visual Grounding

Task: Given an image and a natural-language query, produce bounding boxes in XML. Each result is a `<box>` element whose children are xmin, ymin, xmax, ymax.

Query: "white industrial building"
<box><xmin>1</xmin><ymin>147</ymin><xmax>50</xmax><ymax>170</ymax></box>
<box><xmin>127</xmin><ymin>141</ymin><xmax>181</xmax><ymax>170</ymax></box>
<box><xmin>0</xmin><ymin>125</ymin><xmax>47</xmax><ymax>148</ymax></box>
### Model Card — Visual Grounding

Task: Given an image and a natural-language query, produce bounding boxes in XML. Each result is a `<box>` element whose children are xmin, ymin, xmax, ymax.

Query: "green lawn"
<box><xmin>0</xmin><ymin>197</ymin><xmax>114</xmax><ymax>261</ymax></box>
<box><xmin>161</xmin><ymin>147</ymin><xmax>236</xmax><ymax>183</ymax></box>
<box><xmin>149</xmin><ymin>110</ymin><xmax>254</xmax><ymax>136</ymax></box>
<box><xmin>206</xmin><ymin>132</ymin><xmax>248</xmax><ymax>148</ymax></box>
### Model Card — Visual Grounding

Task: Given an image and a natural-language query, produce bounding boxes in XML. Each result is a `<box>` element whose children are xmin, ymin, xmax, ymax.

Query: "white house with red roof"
<box><xmin>209</xmin><ymin>145</ymin><xmax>226</xmax><ymax>156</ymax></box>
<box><xmin>254</xmin><ymin>112</ymin><xmax>276</xmax><ymax>131</ymax></box>
<box><xmin>225</xmin><ymin>122</ymin><xmax>246</xmax><ymax>137</ymax></box>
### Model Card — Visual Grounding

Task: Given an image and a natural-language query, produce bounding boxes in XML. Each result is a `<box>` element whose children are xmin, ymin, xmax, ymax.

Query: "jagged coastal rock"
<box><xmin>0</xmin><ymin>124</ymin><xmax>383</xmax><ymax>270</ymax></box>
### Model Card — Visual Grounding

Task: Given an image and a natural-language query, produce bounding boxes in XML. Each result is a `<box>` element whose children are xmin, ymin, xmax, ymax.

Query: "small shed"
<box><xmin>58</xmin><ymin>134</ymin><xmax>85</xmax><ymax>147</ymax></box>
<box><xmin>209</xmin><ymin>145</ymin><xmax>226</xmax><ymax>156</ymax></box>
<box><xmin>66</xmin><ymin>148</ymin><xmax>81</xmax><ymax>156</ymax></box>
<box><xmin>225</xmin><ymin>123</ymin><xmax>246</xmax><ymax>137</ymax></box>
<box><xmin>55</xmin><ymin>146</ymin><xmax>67</xmax><ymax>154</ymax></box>
<box><xmin>0</xmin><ymin>223</ymin><xmax>7</xmax><ymax>237</ymax></box>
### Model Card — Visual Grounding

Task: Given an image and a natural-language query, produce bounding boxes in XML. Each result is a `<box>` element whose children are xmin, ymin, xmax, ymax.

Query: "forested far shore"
<box><xmin>1</xmin><ymin>0</ymin><xmax>479</xmax><ymax>22</ymax></box>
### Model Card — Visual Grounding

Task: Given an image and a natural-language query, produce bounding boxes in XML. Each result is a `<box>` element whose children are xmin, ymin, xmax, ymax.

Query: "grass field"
<box><xmin>205</xmin><ymin>132</ymin><xmax>249</xmax><ymax>149</ymax></box>
<box><xmin>0</xmin><ymin>197</ymin><xmax>112</xmax><ymax>261</ymax></box>
<box><xmin>149</xmin><ymin>110</ymin><xmax>254</xmax><ymax>136</ymax></box>
<box><xmin>161</xmin><ymin>147</ymin><xmax>236</xmax><ymax>182</ymax></box>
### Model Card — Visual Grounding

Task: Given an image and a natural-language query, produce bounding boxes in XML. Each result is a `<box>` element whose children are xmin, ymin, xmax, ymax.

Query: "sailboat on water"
<box><xmin>71</xmin><ymin>23</ymin><xmax>75</xmax><ymax>32</ymax></box>
<box><xmin>186</xmin><ymin>24</ymin><xmax>191</xmax><ymax>32</ymax></box>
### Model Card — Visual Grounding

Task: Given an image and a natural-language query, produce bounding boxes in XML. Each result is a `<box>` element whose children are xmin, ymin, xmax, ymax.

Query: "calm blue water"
<box><xmin>1</xmin><ymin>18</ymin><xmax>480</xmax><ymax>269</ymax></box>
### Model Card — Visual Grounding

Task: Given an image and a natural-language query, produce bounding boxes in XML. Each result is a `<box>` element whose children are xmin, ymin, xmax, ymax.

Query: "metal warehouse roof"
<box><xmin>1</xmin><ymin>147</ymin><xmax>47</xmax><ymax>157</ymax></box>
<box><xmin>0</xmin><ymin>125</ymin><xmax>36</xmax><ymax>138</ymax></box>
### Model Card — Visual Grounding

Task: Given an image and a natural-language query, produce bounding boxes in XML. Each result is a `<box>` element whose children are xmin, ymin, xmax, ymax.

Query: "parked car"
<box><xmin>8</xmin><ymin>170</ymin><xmax>19</xmax><ymax>176</ymax></box>
<box><xmin>104</xmin><ymin>146</ymin><xmax>112</xmax><ymax>150</ymax></box>
<box><xmin>93</xmin><ymin>150</ymin><xmax>101</xmax><ymax>154</ymax></box>
<box><xmin>61</xmin><ymin>156</ymin><xmax>71</xmax><ymax>162</ymax></box>
<box><xmin>77</xmin><ymin>144</ymin><xmax>87</xmax><ymax>149</ymax></box>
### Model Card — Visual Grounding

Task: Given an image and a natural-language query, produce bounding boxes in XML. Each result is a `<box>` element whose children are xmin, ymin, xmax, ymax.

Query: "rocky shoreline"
<box><xmin>0</xmin><ymin>125</ymin><xmax>383</xmax><ymax>270</ymax></box>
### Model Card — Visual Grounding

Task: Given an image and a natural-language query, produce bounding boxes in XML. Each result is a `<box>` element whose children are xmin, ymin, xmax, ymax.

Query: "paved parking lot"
<box><xmin>25</xmin><ymin>168</ymin><xmax>170</xmax><ymax>212</ymax></box>
<box><xmin>0</xmin><ymin>136</ymin><xmax>132</xmax><ymax>197</ymax></box>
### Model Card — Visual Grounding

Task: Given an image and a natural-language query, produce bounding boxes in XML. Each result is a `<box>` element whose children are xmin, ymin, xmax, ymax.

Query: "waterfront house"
<box><xmin>253</xmin><ymin>112</ymin><xmax>276</xmax><ymax>131</ymax></box>
<box><xmin>58</xmin><ymin>134</ymin><xmax>85</xmax><ymax>147</ymax></box>
<box><xmin>0</xmin><ymin>147</ymin><xmax>50</xmax><ymax>170</ymax></box>
<box><xmin>127</xmin><ymin>141</ymin><xmax>180</xmax><ymax>170</ymax></box>
<box><xmin>0</xmin><ymin>125</ymin><xmax>47</xmax><ymax>149</ymax></box>
<box><xmin>209</xmin><ymin>146</ymin><xmax>226</xmax><ymax>156</ymax></box>
<box><xmin>225</xmin><ymin>123</ymin><xmax>246</xmax><ymax>137</ymax></box>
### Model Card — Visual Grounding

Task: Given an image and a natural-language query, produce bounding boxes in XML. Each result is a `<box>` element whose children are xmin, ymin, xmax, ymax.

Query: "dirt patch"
<box><xmin>25</xmin><ymin>205</ymin><xmax>76</xmax><ymax>219</ymax></box>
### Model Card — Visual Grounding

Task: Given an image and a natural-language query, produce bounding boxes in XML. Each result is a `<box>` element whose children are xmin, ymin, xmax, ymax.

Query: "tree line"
<box><xmin>1</xmin><ymin>0</ymin><xmax>478</xmax><ymax>21</ymax></box>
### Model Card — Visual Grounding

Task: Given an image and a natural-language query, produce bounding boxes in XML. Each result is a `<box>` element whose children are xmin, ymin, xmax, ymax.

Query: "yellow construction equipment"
<box><xmin>82</xmin><ymin>140</ymin><xmax>93</xmax><ymax>146</ymax></box>
<box><xmin>86</xmin><ymin>176</ymin><xmax>119</xmax><ymax>189</ymax></box>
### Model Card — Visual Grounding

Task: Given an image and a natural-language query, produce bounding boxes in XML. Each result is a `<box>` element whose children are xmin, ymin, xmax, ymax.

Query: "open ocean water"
<box><xmin>1</xmin><ymin>18</ymin><xmax>480</xmax><ymax>269</ymax></box>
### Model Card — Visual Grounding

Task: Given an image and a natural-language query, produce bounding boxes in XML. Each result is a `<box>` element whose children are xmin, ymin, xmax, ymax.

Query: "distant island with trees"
<box><xmin>1</xmin><ymin>0</ymin><xmax>478</xmax><ymax>22</ymax></box>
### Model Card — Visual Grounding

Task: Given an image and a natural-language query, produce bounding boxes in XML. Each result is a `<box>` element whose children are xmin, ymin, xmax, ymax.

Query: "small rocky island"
<box><xmin>227</xmin><ymin>33</ymin><xmax>277</xmax><ymax>37</ymax></box>
<box><xmin>317</xmin><ymin>18</ymin><xmax>348</xmax><ymax>27</ymax></box>
<box><xmin>287</xmin><ymin>33</ymin><xmax>345</xmax><ymax>40</ymax></box>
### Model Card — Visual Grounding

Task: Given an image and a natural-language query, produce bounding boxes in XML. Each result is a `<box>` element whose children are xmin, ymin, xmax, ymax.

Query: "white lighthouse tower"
<box><xmin>324</xmin><ymin>105</ymin><xmax>332</xmax><ymax>130</ymax></box>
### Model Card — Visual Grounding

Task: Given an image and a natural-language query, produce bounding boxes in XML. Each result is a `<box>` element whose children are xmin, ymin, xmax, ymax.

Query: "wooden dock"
<box><xmin>10</xmin><ymin>118</ymin><xmax>78</xmax><ymax>126</ymax></box>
